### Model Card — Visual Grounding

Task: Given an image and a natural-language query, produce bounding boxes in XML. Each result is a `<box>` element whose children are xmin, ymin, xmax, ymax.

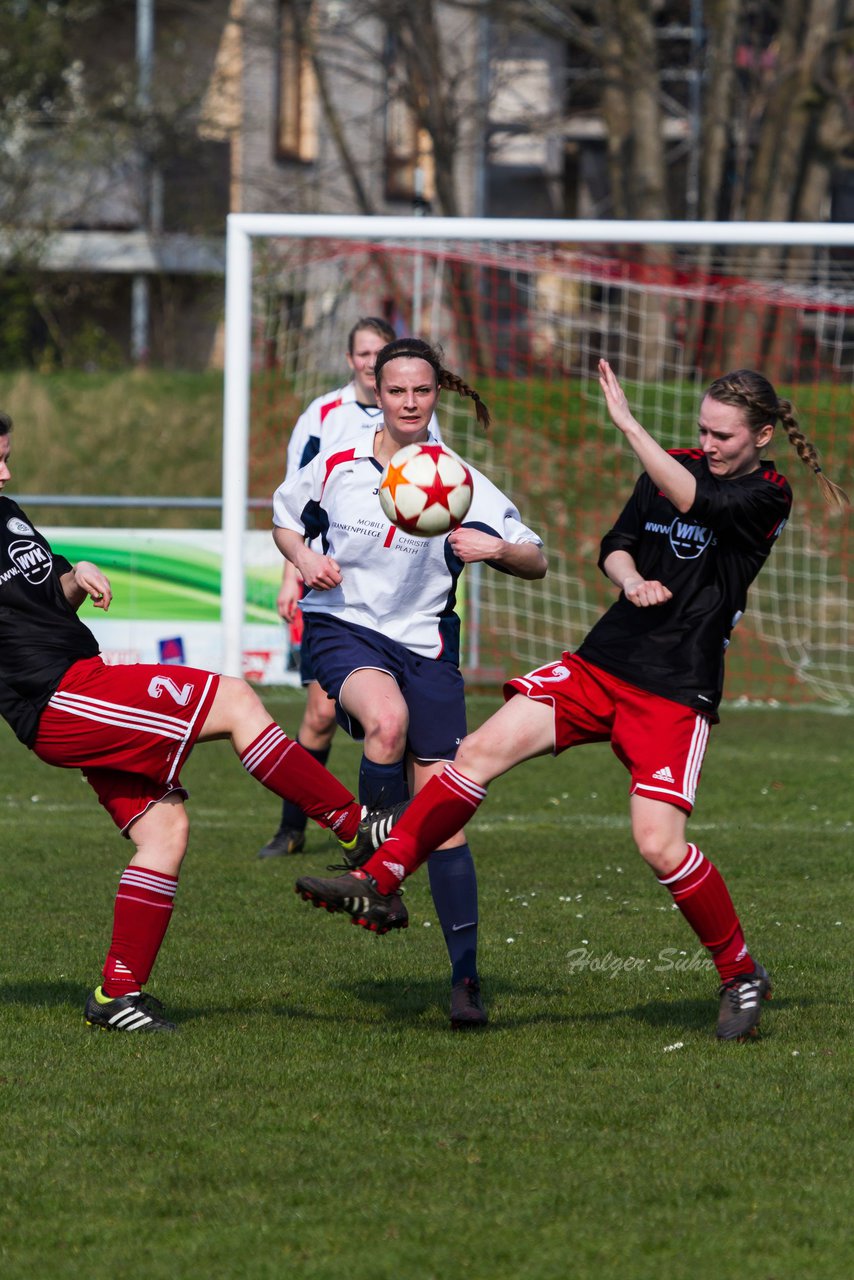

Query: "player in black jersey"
<box><xmin>294</xmin><ymin>361</ymin><xmax>849</xmax><ymax>1041</ymax></box>
<box><xmin>0</xmin><ymin>411</ymin><xmax>381</xmax><ymax>1032</ymax></box>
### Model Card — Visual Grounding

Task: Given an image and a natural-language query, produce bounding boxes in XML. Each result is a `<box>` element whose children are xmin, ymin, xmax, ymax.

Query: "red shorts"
<box><xmin>33</xmin><ymin>656</ymin><xmax>220</xmax><ymax>834</ymax></box>
<box><xmin>505</xmin><ymin>653</ymin><xmax>711</xmax><ymax>814</ymax></box>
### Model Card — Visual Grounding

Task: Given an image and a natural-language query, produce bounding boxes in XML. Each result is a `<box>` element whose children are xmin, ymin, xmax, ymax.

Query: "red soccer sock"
<box><xmin>364</xmin><ymin>764</ymin><xmax>487</xmax><ymax>894</ymax></box>
<box><xmin>658</xmin><ymin>843</ymin><xmax>754</xmax><ymax>983</ymax></box>
<box><xmin>102</xmin><ymin>865</ymin><xmax>178</xmax><ymax>996</ymax></box>
<box><xmin>241</xmin><ymin>724</ymin><xmax>360</xmax><ymax>843</ymax></box>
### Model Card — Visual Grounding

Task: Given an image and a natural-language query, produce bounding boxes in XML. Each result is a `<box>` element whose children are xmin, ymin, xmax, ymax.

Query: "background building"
<box><xmin>2</xmin><ymin>0</ymin><xmax>851</xmax><ymax>369</ymax></box>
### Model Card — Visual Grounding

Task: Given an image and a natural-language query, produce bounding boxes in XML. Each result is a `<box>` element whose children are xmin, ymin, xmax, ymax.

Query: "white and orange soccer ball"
<box><xmin>378</xmin><ymin>443</ymin><xmax>474</xmax><ymax>537</ymax></box>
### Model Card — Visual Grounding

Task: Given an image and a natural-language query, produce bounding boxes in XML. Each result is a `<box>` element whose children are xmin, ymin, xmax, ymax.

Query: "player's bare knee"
<box><xmin>303</xmin><ymin>697</ymin><xmax>337</xmax><ymax>741</ymax></box>
<box><xmin>454</xmin><ymin>730</ymin><xmax>491</xmax><ymax>778</ymax></box>
<box><xmin>223</xmin><ymin>674</ymin><xmax>263</xmax><ymax>714</ymax></box>
<box><xmin>165</xmin><ymin>805</ymin><xmax>190</xmax><ymax>857</ymax></box>
<box><xmin>633</xmin><ymin>827</ymin><xmax>683</xmax><ymax>875</ymax></box>
<box><xmin>363</xmin><ymin>710</ymin><xmax>407</xmax><ymax>760</ymax></box>
<box><xmin>129</xmin><ymin>795</ymin><xmax>190</xmax><ymax>870</ymax></box>
<box><xmin>209</xmin><ymin>675</ymin><xmax>271</xmax><ymax>742</ymax></box>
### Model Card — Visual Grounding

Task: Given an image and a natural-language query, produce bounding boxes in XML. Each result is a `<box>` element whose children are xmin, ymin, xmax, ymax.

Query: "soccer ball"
<box><xmin>378</xmin><ymin>443</ymin><xmax>474</xmax><ymax>537</ymax></box>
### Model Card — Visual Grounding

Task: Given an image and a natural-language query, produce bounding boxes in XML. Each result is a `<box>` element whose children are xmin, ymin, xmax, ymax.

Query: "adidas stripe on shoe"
<box><xmin>84</xmin><ymin>986</ymin><xmax>177</xmax><ymax>1032</ymax></box>
<box><xmin>295</xmin><ymin>870</ymin><xmax>409</xmax><ymax>933</ymax></box>
<box><xmin>333</xmin><ymin>799</ymin><xmax>411</xmax><ymax>870</ymax></box>
<box><xmin>716</xmin><ymin>964</ymin><xmax>772</xmax><ymax>1041</ymax></box>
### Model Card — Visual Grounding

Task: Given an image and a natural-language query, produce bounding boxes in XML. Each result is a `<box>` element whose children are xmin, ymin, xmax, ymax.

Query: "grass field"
<box><xmin>0</xmin><ymin>369</ymin><xmax>226</xmax><ymax>528</ymax></box>
<box><xmin>0</xmin><ymin>691</ymin><xmax>851</xmax><ymax>1280</ymax></box>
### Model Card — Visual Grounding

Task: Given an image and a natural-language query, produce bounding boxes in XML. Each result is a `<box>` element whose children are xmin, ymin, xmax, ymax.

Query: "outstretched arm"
<box><xmin>598</xmin><ymin>359</ymin><xmax>697</xmax><ymax>514</ymax></box>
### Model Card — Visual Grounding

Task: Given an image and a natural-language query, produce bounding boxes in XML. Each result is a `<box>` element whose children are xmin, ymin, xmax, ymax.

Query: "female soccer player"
<box><xmin>276</xmin><ymin>338</ymin><xmax>547</xmax><ymax>1028</ymax></box>
<box><xmin>258</xmin><ymin>316</ymin><xmax>397</xmax><ymax>859</ymax></box>
<box><xmin>295</xmin><ymin>360</ymin><xmax>848</xmax><ymax>1041</ymax></box>
<box><xmin>0</xmin><ymin>410</ymin><xmax>377</xmax><ymax>1032</ymax></box>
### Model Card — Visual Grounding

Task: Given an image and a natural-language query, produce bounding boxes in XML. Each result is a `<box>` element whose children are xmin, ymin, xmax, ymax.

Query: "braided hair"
<box><xmin>706</xmin><ymin>370</ymin><xmax>849</xmax><ymax>511</ymax></box>
<box><xmin>374</xmin><ymin>338</ymin><xmax>491</xmax><ymax>430</ymax></box>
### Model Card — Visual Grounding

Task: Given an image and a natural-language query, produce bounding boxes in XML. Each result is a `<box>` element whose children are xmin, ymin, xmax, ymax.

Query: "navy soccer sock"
<box><xmin>278</xmin><ymin>742</ymin><xmax>330</xmax><ymax>832</ymax></box>
<box><xmin>358</xmin><ymin>756</ymin><xmax>409</xmax><ymax>808</ymax></box>
<box><xmin>427</xmin><ymin>842</ymin><xmax>479</xmax><ymax>985</ymax></box>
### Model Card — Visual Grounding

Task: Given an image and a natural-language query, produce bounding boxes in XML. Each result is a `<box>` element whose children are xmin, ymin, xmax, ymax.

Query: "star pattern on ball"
<box><xmin>418</xmin><ymin>445</ymin><xmax>458</xmax><ymax>512</ymax></box>
<box><xmin>421</xmin><ymin>471</ymin><xmax>454</xmax><ymax>512</ymax></box>
<box><xmin>380</xmin><ymin>457</ymin><xmax>410</xmax><ymax>503</ymax></box>
<box><xmin>378</xmin><ymin>442</ymin><xmax>474</xmax><ymax>536</ymax></box>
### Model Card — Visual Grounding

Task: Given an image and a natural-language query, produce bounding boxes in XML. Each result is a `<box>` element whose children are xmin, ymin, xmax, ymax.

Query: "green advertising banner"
<box><xmin>47</xmin><ymin>528</ymin><xmax>297</xmax><ymax>684</ymax></box>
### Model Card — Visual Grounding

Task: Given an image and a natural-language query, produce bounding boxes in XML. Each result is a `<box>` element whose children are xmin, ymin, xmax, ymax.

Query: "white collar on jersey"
<box><xmin>351</xmin><ymin>424</ymin><xmax>442</xmax><ymax>459</ymax></box>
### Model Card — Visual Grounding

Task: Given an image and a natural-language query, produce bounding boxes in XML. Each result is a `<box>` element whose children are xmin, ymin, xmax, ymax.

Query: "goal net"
<box><xmin>224</xmin><ymin>215</ymin><xmax>853</xmax><ymax>710</ymax></box>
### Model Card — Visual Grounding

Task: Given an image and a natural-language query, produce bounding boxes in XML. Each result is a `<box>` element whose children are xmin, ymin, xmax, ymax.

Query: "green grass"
<box><xmin>0</xmin><ymin>369</ymin><xmax>225</xmax><ymax>527</ymax></box>
<box><xmin>0</xmin><ymin>692</ymin><xmax>851</xmax><ymax>1279</ymax></box>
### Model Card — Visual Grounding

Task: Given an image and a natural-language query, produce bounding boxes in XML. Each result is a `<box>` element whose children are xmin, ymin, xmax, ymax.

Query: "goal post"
<box><xmin>222</xmin><ymin>214</ymin><xmax>854</xmax><ymax>709</ymax></box>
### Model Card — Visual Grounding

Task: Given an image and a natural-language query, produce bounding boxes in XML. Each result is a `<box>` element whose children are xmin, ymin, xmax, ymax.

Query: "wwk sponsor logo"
<box><xmin>644</xmin><ymin>516</ymin><xmax>715</xmax><ymax>560</ymax></box>
<box><xmin>8</xmin><ymin>538</ymin><xmax>52</xmax><ymax>584</ymax></box>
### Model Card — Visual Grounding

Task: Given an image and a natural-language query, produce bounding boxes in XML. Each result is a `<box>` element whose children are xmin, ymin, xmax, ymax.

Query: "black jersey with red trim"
<box><xmin>576</xmin><ymin>451</ymin><xmax>792</xmax><ymax>716</ymax></box>
<box><xmin>0</xmin><ymin>497</ymin><xmax>99</xmax><ymax>745</ymax></box>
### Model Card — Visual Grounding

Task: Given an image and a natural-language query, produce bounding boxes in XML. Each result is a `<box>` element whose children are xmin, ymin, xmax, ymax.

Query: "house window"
<box><xmin>385</xmin><ymin>93</ymin><xmax>419</xmax><ymax>201</ymax></box>
<box><xmin>276</xmin><ymin>2</ymin><xmax>317</xmax><ymax>162</ymax></box>
<box><xmin>383</xmin><ymin>34</ymin><xmax>434</xmax><ymax>204</ymax></box>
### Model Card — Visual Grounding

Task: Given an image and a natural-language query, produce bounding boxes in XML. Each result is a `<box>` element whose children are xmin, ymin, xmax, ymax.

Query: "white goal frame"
<box><xmin>221</xmin><ymin>213</ymin><xmax>854</xmax><ymax>682</ymax></box>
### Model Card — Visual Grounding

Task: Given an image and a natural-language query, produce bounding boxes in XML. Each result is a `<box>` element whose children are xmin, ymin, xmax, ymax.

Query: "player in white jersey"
<box><xmin>277</xmin><ymin>429</ymin><xmax>534</xmax><ymax>659</ymax></box>
<box><xmin>276</xmin><ymin>338</ymin><xmax>547</xmax><ymax>1028</ymax></box>
<box><xmin>257</xmin><ymin>317</ymin><xmax>396</xmax><ymax>860</ymax></box>
<box><xmin>285</xmin><ymin>381</ymin><xmax>383</xmax><ymax>477</ymax></box>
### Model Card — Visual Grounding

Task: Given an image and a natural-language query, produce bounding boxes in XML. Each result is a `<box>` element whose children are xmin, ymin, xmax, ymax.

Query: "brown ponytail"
<box><xmin>437</xmin><ymin>368</ymin><xmax>491</xmax><ymax>430</ymax></box>
<box><xmin>777</xmin><ymin>401</ymin><xmax>849</xmax><ymax>511</ymax></box>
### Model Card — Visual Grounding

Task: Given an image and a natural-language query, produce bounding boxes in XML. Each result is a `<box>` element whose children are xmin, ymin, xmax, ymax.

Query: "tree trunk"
<box><xmin>612</xmin><ymin>1</ymin><xmax>671</xmax><ymax>379</ymax></box>
<box><xmin>675</xmin><ymin>0</ymin><xmax>740</xmax><ymax>377</ymax></box>
<box><xmin>765</xmin><ymin>29</ymin><xmax>854</xmax><ymax>379</ymax></box>
<box><xmin>700</xmin><ymin>0</ymin><xmax>741</xmax><ymax>222</ymax></box>
<box><xmin>617</xmin><ymin>0</ymin><xmax>668</xmax><ymax>220</ymax></box>
<box><xmin>393</xmin><ymin>3</ymin><xmax>491</xmax><ymax>371</ymax></box>
<box><xmin>597</xmin><ymin>0</ymin><xmax>631</xmax><ymax>220</ymax></box>
<box><xmin>728</xmin><ymin>0</ymin><xmax>841</xmax><ymax>371</ymax></box>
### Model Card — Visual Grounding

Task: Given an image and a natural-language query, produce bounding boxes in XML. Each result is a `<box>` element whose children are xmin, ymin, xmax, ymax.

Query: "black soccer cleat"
<box><xmin>295</xmin><ymin>871</ymin><xmax>409</xmax><ymax>934</ymax></box>
<box><xmin>257</xmin><ymin>827</ymin><xmax>306</xmax><ymax>859</ymax></box>
<box><xmin>85</xmin><ymin>986</ymin><xmax>177</xmax><ymax>1033</ymax></box>
<box><xmin>716</xmin><ymin>964</ymin><xmax>772</xmax><ymax>1041</ymax></box>
<box><xmin>450</xmin><ymin>977</ymin><xmax>488</xmax><ymax>1031</ymax></box>
<box><xmin>332</xmin><ymin>799</ymin><xmax>411</xmax><ymax>870</ymax></box>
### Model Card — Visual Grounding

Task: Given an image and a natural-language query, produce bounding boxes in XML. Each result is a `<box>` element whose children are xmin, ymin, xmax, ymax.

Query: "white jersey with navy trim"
<box><xmin>285</xmin><ymin>385</ymin><xmax>441</xmax><ymax>481</ymax></box>
<box><xmin>273</xmin><ymin>431</ymin><xmax>542</xmax><ymax>662</ymax></box>
<box><xmin>285</xmin><ymin>383</ymin><xmax>359</xmax><ymax>478</ymax></box>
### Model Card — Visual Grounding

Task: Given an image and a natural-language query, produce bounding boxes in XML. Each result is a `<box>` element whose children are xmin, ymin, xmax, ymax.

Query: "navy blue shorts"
<box><xmin>299</xmin><ymin>626</ymin><xmax>318</xmax><ymax>687</ymax></box>
<box><xmin>304</xmin><ymin>614</ymin><xmax>467</xmax><ymax>760</ymax></box>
